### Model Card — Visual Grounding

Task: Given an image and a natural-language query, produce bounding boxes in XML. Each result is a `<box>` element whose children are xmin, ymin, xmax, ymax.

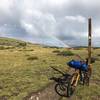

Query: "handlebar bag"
<box><xmin>67</xmin><ymin>60</ymin><xmax>88</xmax><ymax>71</ymax></box>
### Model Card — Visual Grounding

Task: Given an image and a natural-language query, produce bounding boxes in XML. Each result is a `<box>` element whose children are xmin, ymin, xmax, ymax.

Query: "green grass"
<box><xmin>57</xmin><ymin>50</ymin><xmax>74</xmax><ymax>56</ymax></box>
<box><xmin>0</xmin><ymin>38</ymin><xmax>70</xmax><ymax>100</ymax></box>
<box><xmin>0</xmin><ymin>38</ymin><xmax>100</xmax><ymax>100</ymax></box>
<box><xmin>62</xmin><ymin>49</ymin><xmax>100</xmax><ymax>100</ymax></box>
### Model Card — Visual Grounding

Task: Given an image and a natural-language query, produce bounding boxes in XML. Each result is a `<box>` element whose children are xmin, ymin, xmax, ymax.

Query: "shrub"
<box><xmin>97</xmin><ymin>54</ymin><xmax>100</xmax><ymax>56</ymax></box>
<box><xmin>27</xmin><ymin>56</ymin><xmax>38</xmax><ymax>60</ymax></box>
<box><xmin>0</xmin><ymin>46</ymin><xmax>5</xmax><ymax>50</ymax></box>
<box><xmin>6</xmin><ymin>46</ymin><xmax>15</xmax><ymax>49</ymax></box>
<box><xmin>18</xmin><ymin>42</ymin><xmax>27</xmax><ymax>47</ymax></box>
<box><xmin>52</xmin><ymin>50</ymin><xmax>60</xmax><ymax>53</ymax></box>
<box><xmin>42</xmin><ymin>60</ymin><xmax>46</xmax><ymax>63</ymax></box>
<box><xmin>25</xmin><ymin>49</ymin><xmax>34</xmax><ymax>51</ymax></box>
<box><xmin>49</xmin><ymin>46</ymin><xmax>60</xmax><ymax>49</ymax></box>
<box><xmin>0</xmin><ymin>46</ymin><xmax>14</xmax><ymax>50</ymax></box>
<box><xmin>74</xmin><ymin>48</ymin><xmax>83</xmax><ymax>50</ymax></box>
<box><xmin>57</xmin><ymin>50</ymin><xmax>74</xmax><ymax>56</ymax></box>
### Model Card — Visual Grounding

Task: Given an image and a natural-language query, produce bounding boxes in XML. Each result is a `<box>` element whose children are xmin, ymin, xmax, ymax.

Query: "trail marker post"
<box><xmin>88</xmin><ymin>18</ymin><xmax>92</xmax><ymax>76</ymax></box>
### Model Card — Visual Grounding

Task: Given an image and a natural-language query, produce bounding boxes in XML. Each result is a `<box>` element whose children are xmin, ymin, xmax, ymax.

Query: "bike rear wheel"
<box><xmin>83</xmin><ymin>72</ymin><xmax>90</xmax><ymax>86</ymax></box>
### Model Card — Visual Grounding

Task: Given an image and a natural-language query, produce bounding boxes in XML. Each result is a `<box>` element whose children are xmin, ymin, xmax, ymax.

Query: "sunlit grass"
<box><xmin>0</xmin><ymin>38</ymin><xmax>100</xmax><ymax>100</ymax></box>
<box><xmin>0</xmin><ymin>38</ymin><xmax>70</xmax><ymax>100</ymax></box>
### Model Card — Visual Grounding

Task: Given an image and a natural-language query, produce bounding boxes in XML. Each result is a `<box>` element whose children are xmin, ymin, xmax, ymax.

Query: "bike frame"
<box><xmin>71</xmin><ymin>69</ymin><xmax>80</xmax><ymax>87</ymax></box>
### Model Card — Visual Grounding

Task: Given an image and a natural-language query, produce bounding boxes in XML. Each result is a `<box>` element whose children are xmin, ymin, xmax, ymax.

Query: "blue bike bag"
<box><xmin>67</xmin><ymin>60</ymin><xmax>88</xmax><ymax>71</ymax></box>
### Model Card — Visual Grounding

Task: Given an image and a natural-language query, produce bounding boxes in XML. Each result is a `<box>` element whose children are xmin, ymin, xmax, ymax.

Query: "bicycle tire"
<box><xmin>83</xmin><ymin>73</ymin><xmax>90</xmax><ymax>86</ymax></box>
<box><xmin>55</xmin><ymin>83</ymin><xmax>68</xmax><ymax>97</ymax></box>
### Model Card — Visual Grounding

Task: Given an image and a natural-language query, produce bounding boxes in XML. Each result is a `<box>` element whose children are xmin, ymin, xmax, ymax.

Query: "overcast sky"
<box><xmin>0</xmin><ymin>0</ymin><xmax>100</xmax><ymax>47</ymax></box>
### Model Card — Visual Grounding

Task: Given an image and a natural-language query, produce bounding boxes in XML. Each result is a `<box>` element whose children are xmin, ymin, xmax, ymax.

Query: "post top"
<box><xmin>88</xmin><ymin>18</ymin><xmax>92</xmax><ymax>20</ymax></box>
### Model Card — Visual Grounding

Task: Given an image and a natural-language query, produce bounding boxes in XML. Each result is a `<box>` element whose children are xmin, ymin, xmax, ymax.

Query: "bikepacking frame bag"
<box><xmin>67</xmin><ymin>60</ymin><xmax>88</xmax><ymax>71</ymax></box>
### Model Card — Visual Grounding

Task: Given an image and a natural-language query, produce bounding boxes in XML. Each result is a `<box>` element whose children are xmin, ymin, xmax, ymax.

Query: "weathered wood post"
<box><xmin>88</xmin><ymin>18</ymin><xmax>92</xmax><ymax>76</ymax></box>
<box><xmin>88</xmin><ymin>18</ymin><xmax>92</xmax><ymax>64</ymax></box>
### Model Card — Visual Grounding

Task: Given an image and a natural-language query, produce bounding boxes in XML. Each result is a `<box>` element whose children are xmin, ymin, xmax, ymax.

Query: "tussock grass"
<box><xmin>27</xmin><ymin>56</ymin><xmax>38</xmax><ymax>60</ymax></box>
<box><xmin>0</xmin><ymin>38</ymin><xmax>100</xmax><ymax>100</ymax></box>
<box><xmin>52</xmin><ymin>50</ymin><xmax>60</xmax><ymax>53</ymax></box>
<box><xmin>57</xmin><ymin>50</ymin><xmax>74</xmax><ymax>56</ymax></box>
<box><xmin>0</xmin><ymin>38</ymin><xmax>69</xmax><ymax>100</ymax></box>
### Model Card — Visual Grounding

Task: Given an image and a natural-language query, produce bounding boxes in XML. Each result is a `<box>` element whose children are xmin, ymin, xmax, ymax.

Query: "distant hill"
<box><xmin>0</xmin><ymin>37</ymin><xmax>67</xmax><ymax>48</ymax></box>
<box><xmin>0</xmin><ymin>37</ymin><xmax>28</xmax><ymax>46</ymax></box>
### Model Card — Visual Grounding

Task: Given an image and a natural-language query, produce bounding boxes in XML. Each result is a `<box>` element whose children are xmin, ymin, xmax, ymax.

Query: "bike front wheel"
<box><xmin>67</xmin><ymin>73</ymin><xmax>78</xmax><ymax>97</ymax></box>
<box><xmin>55</xmin><ymin>83</ymin><xmax>68</xmax><ymax>97</ymax></box>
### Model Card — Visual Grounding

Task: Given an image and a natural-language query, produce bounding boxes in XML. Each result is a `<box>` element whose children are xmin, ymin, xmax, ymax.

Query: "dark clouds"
<box><xmin>0</xmin><ymin>0</ymin><xmax>100</xmax><ymax>47</ymax></box>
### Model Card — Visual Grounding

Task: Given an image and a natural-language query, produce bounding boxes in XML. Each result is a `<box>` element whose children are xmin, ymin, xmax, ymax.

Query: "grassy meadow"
<box><xmin>0</xmin><ymin>37</ymin><xmax>100</xmax><ymax>100</ymax></box>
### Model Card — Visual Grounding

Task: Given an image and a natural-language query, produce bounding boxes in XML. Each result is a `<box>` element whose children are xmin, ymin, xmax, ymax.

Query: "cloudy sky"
<box><xmin>0</xmin><ymin>0</ymin><xmax>100</xmax><ymax>47</ymax></box>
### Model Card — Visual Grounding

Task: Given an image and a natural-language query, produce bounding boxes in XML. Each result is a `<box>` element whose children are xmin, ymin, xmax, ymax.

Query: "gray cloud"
<box><xmin>0</xmin><ymin>0</ymin><xmax>100</xmax><ymax>47</ymax></box>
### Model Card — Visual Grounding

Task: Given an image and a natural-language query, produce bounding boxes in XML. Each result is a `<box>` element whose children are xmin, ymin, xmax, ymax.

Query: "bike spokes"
<box><xmin>55</xmin><ymin>84</ymin><xmax>68</xmax><ymax>97</ymax></box>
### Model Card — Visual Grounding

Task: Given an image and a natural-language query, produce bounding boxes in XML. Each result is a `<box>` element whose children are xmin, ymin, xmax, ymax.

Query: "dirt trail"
<box><xmin>24</xmin><ymin>69</ymin><xmax>75</xmax><ymax>100</ymax></box>
<box><xmin>24</xmin><ymin>83</ymin><xmax>62</xmax><ymax>100</ymax></box>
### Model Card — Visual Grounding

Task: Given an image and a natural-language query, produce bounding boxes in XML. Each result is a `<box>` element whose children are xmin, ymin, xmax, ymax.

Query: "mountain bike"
<box><xmin>50</xmin><ymin>66</ymin><xmax>88</xmax><ymax>97</ymax></box>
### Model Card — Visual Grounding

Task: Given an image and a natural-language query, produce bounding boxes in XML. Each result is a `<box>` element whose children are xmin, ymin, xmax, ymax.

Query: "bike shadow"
<box><xmin>50</xmin><ymin>73</ymin><xmax>71</xmax><ymax>83</ymax></box>
<box><xmin>50</xmin><ymin>66</ymin><xmax>71</xmax><ymax>83</ymax></box>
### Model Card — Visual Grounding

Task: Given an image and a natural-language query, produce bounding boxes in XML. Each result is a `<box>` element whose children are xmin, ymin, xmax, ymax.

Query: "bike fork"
<box><xmin>73</xmin><ymin>74</ymin><xmax>80</xmax><ymax>87</ymax></box>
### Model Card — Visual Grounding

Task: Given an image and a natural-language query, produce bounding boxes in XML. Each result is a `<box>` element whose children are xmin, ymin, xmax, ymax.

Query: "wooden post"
<box><xmin>88</xmin><ymin>18</ymin><xmax>92</xmax><ymax>76</ymax></box>
<box><xmin>88</xmin><ymin>18</ymin><xmax>92</xmax><ymax>65</ymax></box>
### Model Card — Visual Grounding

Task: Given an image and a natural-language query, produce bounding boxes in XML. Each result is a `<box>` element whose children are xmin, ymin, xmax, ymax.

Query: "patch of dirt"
<box><xmin>24</xmin><ymin>68</ymin><xmax>100</xmax><ymax>100</ymax></box>
<box><xmin>24</xmin><ymin>83</ymin><xmax>62</xmax><ymax>100</ymax></box>
<box><xmin>24</xmin><ymin>68</ymin><xmax>74</xmax><ymax>100</ymax></box>
<box><xmin>91</xmin><ymin>79</ymin><xmax>100</xmax><ymax>85</ymax></box>
<box><xmin>0</xmin><ymin>95</ymin><xmax>9</xmax><ymax>100</ymax></box>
